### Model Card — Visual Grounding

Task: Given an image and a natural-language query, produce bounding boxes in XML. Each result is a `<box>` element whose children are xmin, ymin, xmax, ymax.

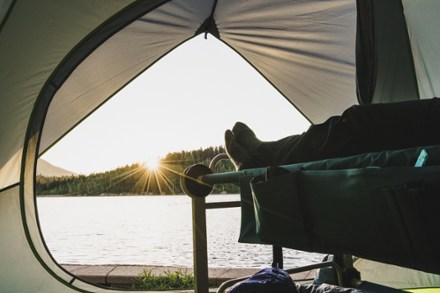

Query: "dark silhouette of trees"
<box><xmin>36</xmin><ymin>146</ymin><xmax>239</xmax><ymax>196</ymax></box>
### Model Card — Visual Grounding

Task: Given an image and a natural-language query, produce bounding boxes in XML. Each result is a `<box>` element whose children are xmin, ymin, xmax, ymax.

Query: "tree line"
<box><xmin>36</xmin><ymin>146</ymin><xmax>240</xmax><ymax>196</ymax></box>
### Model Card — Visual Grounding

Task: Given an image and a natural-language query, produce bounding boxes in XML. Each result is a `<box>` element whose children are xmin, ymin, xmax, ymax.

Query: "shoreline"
<box><xmin>36</xmin><ymin>192</ymin><xmax>233</xmax><ymax>197</ymax></box>
<box><xmin>62</xmin><ymin>264</ymin><xmax>316</xmax><ymax>289</ymax></box>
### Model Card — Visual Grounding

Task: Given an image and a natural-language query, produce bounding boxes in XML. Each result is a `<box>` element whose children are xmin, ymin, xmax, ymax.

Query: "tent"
<box><xmin>1</xmin><ymin>0</ymin><xmax>439</xmax><ymax>292</ymax></box>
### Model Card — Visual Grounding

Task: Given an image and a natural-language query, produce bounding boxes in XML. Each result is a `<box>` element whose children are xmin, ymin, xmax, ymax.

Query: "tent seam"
<box><xmin>19</xmin><ymin>150</ymin><xmax>91</xmax><ymax>293</ymax></box>
<box><xmin>0</xmin><ymin>0</ymin><xmax>17</xmax><ymax>35</ymax></box>
<box><xmin>195</xmin><ymin>0</ymin><xmax>219</xmax><ymax>38</ymax></box>
<box><xmin>0</xmin><ymin>182</ymin><xmax>20</xmax><ymax>194</ymax></box>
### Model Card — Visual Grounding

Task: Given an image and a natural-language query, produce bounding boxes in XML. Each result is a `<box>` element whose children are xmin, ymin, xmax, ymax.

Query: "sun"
<box><xmin>143</xmin><ymin>156</ymin><xmax>161</xmax><ymax>171</ymax></box>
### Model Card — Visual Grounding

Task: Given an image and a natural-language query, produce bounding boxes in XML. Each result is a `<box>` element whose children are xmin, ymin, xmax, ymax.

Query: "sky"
<box><xmin>41</xmin><ymin>35</ymin><xmax>310</xmax><ymax>175</ymax></box>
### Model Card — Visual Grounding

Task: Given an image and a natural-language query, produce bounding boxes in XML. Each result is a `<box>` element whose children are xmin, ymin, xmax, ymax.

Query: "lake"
<box><xmin>37</xmin><ymin>194</ymin><xmax>324</xmax><ymax>268</ymax></box>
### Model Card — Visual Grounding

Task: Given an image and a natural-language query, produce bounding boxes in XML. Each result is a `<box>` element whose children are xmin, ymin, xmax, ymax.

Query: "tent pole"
<box><xmin>192</xmin><ymin>196</ymin><xmax>209</xmax><ymax>293</ymax></box>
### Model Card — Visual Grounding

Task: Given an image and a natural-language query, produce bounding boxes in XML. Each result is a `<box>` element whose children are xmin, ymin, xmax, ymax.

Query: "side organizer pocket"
<box><xmin>250</xmin><ymin>168</ymin><xmax>311</xmax><ymax>250</ymax></box>
<box><xmin>238</xmin><ymin>176</ymin><xmax>262</xmax><ymax>244</ymax></box>
<box><xmin>383</xmin><ymin>181</ymin><xmax>440</xmax><ymax>274</ymax></box>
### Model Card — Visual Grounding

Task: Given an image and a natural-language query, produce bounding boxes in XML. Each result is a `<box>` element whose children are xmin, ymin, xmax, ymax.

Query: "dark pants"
<box><xmin>274</xmin><ymin>98</ymin><xmax>440</xmax><ymax>165</ymax></box>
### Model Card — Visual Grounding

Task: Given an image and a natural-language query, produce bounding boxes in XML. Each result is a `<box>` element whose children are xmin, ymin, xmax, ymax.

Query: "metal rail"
<box><xmin>186</xmin><ymin>154</ymin><xmax>348</xmax><ymax>293</ymax></box>
<box><xmin>191</xmin><ymin>196</ymin><xmax>240</xmax><ymax>293</ymax></box>
<box><xmin>202</xmin><ymin>153</ymin><xmax>306</xmax><ymax>185</ymax></box>
<box><xmin>191</xmin><ymin>154</ymin><xmax>241</xmax><ymax>293</ymax></box>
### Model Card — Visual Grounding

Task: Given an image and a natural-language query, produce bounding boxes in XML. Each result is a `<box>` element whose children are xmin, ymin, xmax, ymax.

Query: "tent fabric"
<box><xmin>402</xmin><ymin>0</ymin><xmax>440</xmax><ymax>99</ymax></box>
<box><xmin>40</xmin><ymin>0</ymin><xmax>357</xmax><ymax>157</ymax></box>
<box><xmin>0</xmin><ymin>186</ymin><xmax>80</xmax><ymax>293</ymax></box>
<box><xmin>1</xmin><ymin>0</ymin><xmax>440</xmax><ymax>292</ymax></box>
<box><xmin>356</xmin><ymin>0</ymin><xmax>419</xmax><ymax>104</ymax></box>
<box><xmin>215</xmin><ymin>0</ymin><xmax>358</xmax><ymax>123</ymax></box>
<box><xmin>0</xmin><ymin>0</ymin><xmax>14</xmax><ymax>26</ymax></box>
<box><xmin>0</xmin><ymin>0</ymin><xmax>143</xmax><ymax>187</ymax></box>
<box><xmin>356</xmin><ymin>0</ymin><xmax>440</xmax><ymax>104</ymax></box>
<box><xmin>0</xmin><ymin>149</ymin><xmax>21</xmax><ymax>190</ymax></box>
<box><xmin>354</xmin><ymin>258</ymin><xmax>440</xmax><ymax>289</ymax></box>
<box><xmin>40</xmin><ymin>0</ymin><xmax>210</xmax><ymax>154</ymax></box>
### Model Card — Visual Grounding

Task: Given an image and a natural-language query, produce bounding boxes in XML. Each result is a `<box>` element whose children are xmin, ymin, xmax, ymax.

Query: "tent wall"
<box><xmin>356</xmin><ymin>0</ymin><xmax>440</xmax><ymax>104</ymax></box>
<box><xmin>0</xmin><ymin>0</ymin><xmax>14</xmax><ymax>27</ymax></box>
<box><xmin>1</xmin><ymin>0</ymin><xmax>440</xmax><ymax>292</ymax></box>
<box><xmin>354</xmin><ymin>259</ymin><xmax>440</xmax><ymax>289</ymax></box>
<box><xmin>402</xmin><ymin>0</ymin><xmax>440</xmax><ymax>99</ymax></box>
<box><xmin>216</xmin><ymin>0</ymin><xmax>358</xmax><ymax>124</ymax></box>
<box><xmin>0</xmin><ymin>186</ymin><xmax>80</xmax><ymax>292</ymax></box>
<box><xmin>0</xmin><ymin>0</ymin><xmax>143</xmax><ymax>188</ymax></box>
<box><xmin>0</xmin><ymin>1</ymin><xmax>172</xmax><ymax>292</ymax></box>
<box><xmin>356</xmin><ymin>0</ymin><xmax>418</xmax><ymax>104</ymax></box>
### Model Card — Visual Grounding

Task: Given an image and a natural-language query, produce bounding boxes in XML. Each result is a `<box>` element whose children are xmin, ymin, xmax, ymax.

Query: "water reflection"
<box><xmin>37</xmin><ymin>195</ymin><xmax>324</xmax><ymax>268</ymax></box>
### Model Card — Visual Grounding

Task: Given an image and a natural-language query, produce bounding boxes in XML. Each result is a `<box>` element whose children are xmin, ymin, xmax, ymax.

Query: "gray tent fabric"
<box><xmin>356</xmin><ymin>0</ymin><xmax>440</xmax><ymax>104</ymax></box>
<box><xmin>39</xmin><ymin>0</ymin><xmax>358</xmax><ymax>159</ymax></box>
<box><xmin>1</xmin><ymin>1</ymin><xmax>440</xmax><ymax>292</ymax></box>
<box><xmin>356</xmin><ymin>0</ymin><xmax>419</xmax><ymax>104</ymax></box>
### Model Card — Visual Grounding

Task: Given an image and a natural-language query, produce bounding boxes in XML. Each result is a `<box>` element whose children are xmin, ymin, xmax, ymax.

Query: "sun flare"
<box><xmin>143</xmin><ymin>156</ymin><xmax>161</xmax><ymax>171</ymax></box>
<box><xmin>136</xmin><ymin>155</ymin><xmax>178</xmax><ymax>195</ymax></box>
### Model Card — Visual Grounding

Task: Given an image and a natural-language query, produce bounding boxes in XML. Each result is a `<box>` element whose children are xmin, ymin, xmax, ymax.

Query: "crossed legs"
<box><xmin>225</xmin><ymin>98</ymin><xmax>440</xmax><ymax>170</ymax></box>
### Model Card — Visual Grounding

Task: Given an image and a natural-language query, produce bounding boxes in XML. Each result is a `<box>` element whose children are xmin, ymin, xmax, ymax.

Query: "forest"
<box><xmin>36</xmin><ymin>146</ymin><xmax>240</xmax><ymax>196</ymax></box>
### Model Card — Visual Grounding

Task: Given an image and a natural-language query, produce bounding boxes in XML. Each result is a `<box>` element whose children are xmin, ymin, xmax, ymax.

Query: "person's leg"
<box><xmin>224</xmin><ymin>129</ymin><xmax>266</xmax><ymax>170</ymax></box>
<box><xmin>225</xmin><ymin>98</ymin><xmax>440</xmax><ymax>169</ymax></box>
<box><xmin>225</xmin><ymin>122</ymin><xmax>305</xmax><ymax>170</ymax></box>
<box><xmin>225</xmin><ymin>116</ymin><xmax>354</xmax><ymax>169</ymax></box>
<box><xmin>345</xmin><ymin>98</ymin><xmax>440</xmax><ymax>154</ymax></box>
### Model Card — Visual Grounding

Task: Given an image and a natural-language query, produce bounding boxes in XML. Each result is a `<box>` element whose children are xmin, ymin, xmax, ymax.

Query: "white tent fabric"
<box><xmin>1</xmin><ymin>0</ymin><xmax>440</xmax><ymax>292</ymax></box>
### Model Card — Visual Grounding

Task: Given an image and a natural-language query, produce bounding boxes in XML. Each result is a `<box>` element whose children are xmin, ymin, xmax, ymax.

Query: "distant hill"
<box><xmin>37</xmin><ymin>159</ymin><xmax>77</xmax><ymax>177</ymax></box>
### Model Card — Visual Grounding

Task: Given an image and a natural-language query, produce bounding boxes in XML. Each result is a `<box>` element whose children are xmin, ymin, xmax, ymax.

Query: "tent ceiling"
<box><xmin>217</xmin><ymin>0</ymin><xmax>357</xmax><ymax>122</ymax></box>
<box><xmin>40</xmin><ymin>0</ymin><xmax>212</xmax><ymax>154</ymax></box>
<box><xmin>0</xmin><ymin>0</ymin><xmax>141</xmax><ymax>177</ymax></box>
<box><xmin>41</xmin><ymin>0</ymin><xmax>357</xmax><ymax>156</ymax></box>
<box><xmin>2</xmin><ymin>0</ymin><xmax>440</xmax><ymax>177</ymax></box>
<box><xmin>1</xmin><ymin>0</ymin><xmax>440</xmax><ymax>183</ymax></box>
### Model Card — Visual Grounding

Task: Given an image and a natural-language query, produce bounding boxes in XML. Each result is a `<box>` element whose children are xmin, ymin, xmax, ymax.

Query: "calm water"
<box><xmin>37</xmin><ymin>195</ymin><xmax>324</xmax><ymax>268</ymax></box>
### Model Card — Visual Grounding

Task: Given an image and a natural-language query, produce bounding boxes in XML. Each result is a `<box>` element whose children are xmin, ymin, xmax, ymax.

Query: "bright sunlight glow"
<box><xmin>143</xmin><ymin>156</ymin><xmax>161</xmax><ymax>171</ymax></box>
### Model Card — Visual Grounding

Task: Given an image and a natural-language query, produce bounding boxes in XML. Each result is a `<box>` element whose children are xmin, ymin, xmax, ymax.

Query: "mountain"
<box><xmin>37</xmin><ymin>159</ymin><xmax>77</xmax><ymax>177</ymax></box>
